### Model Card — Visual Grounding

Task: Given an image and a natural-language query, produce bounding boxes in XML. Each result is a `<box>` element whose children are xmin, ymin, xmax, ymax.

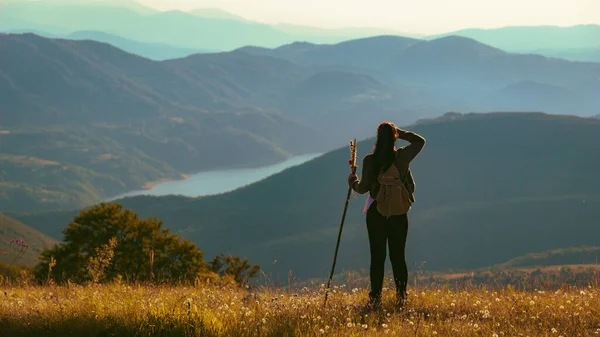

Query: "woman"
<box><xmin>347</xmin><ymin>122</ymin><xmax>425</xmax><ymax>311</ymax></box>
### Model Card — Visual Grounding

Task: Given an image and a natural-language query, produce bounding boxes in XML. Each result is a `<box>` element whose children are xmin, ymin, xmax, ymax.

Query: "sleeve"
<box><xmin>397</xmin><ymin>129</ymin><xmax>426</xmax><ymax>163</ymax></box>
<box><xmin>352</xmin><ymin>155</ymin><xmax>373</xmax><ymax>195</ymax></box>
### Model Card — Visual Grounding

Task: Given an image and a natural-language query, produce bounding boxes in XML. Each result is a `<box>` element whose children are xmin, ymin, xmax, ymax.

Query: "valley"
<box><xmin>2</xmin><ymin>30</ymin><xmax>599</xmax><ymax>213</ymax></box>
<box><xmin>11</xmin><ymin>112</ymin><xmax>600</xmax><ymax>281</ymax></box>
<box><xmin>1</xmin><ymin>1</ymin><xmax>599</xmax><ymax>306</ymax></box>
<box><xmin>106</xmin><ymin>152</ymin><xmax>321</xmax><ymax>200</ymax></box>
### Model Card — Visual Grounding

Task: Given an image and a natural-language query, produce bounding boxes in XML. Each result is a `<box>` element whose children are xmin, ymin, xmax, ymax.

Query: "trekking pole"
<box><xmin>324</xmin><ymin>139</ymin><xmax>358</xmax><ymax>307</ymax></box>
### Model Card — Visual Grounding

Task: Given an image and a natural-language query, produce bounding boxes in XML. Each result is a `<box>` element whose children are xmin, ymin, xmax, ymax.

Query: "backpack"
<box><xmin>375</xmin><ymin>161</ymin><xmax>413</xmax><ymax>218</ymax></box>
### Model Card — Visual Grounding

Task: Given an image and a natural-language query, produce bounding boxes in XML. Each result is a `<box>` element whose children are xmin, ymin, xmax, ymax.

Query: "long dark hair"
<box><xmin>372</xmin><ymin>122</ymin><xmax>398</xmax><ymax>175</ymax></box>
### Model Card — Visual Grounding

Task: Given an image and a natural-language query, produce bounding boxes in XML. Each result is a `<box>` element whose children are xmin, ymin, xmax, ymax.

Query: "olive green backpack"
<box><xmin>375</xmin><ymin>162</ymin><xmax>413</xmax><ymax>218</ymax></box>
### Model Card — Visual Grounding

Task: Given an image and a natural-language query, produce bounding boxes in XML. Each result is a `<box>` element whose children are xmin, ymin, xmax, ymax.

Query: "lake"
<box><xmin>108</xmin><ymin>153</ymin><xmax>322</xmax><ymax>200</ymax></box>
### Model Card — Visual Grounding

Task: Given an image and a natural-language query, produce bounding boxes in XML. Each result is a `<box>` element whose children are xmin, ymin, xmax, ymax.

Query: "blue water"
<box><xmin>108</xmin><ymin>153</ymin><xmax>322</xmax><ymax>200</ymax></box>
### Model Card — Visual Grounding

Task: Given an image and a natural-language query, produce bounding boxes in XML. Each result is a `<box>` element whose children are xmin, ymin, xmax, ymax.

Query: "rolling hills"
<box><xmin>66</xmin><ymin>31</ymin><xmax>210</xmax><ymax>60</ymax></box>
<box><xmin>0</xmin><ymin>33</ymin><xmax>329</xmax><ymax>211</ymax></box>
<box><xmin>0</xmin><ymin>1</ymin><xmax>291</xmax><ymax>50</ymax></box>
<box><xmin>432</xmin><ymin>25</ymin><xmax>600</xmax><ymax>63</ymax></box>
<box><xmin>0</xmin><ymin>0</ymin><xmax>416</xmax><ymax>50</ymax></box>
<box><xmin>387</xmin><ymin>36</ymin><xmax>600</xmax><ymax>102</ymax></box>
<box><xmin>434</xmin><ymin>25</ymin><xmax>600</xmax><ymax>51</ymax></box>
<box><xmin>2</xmin><ymin>31</ymin><xmax>600</xmax><ymax>213</ymax></box>
<box><xmin>236</xmin><ymin>35</ymin><xmax>421</xmax><ymax>71</ymax></box>
<box><xmin>492</xmin><ymin>247</ymin><xmax>600</xmax><ymax>269</ymax></box>
<box><xmin>4</xmin><ymin>0</ymin><xmax>598</xmax><ymax>62</ymax></box>
<box><xmin>14</xmin><ymin>112</ymin><xmax>600</xmax><ymax>279</ymax></box>
<box><xmin>531</xmin><ymin>47</ymin><xmax>600</xmax><ymax>63</ymax></box>
<box><xmin>4</xmin><ymin>0</ymin><xmax>599</xmax><ymax>64</ymax></box>
<box><xmin>2</xmin><ymin>29</ymin><xmax>211</xmax><ymax>61</ymax></box>
<box><xmin>240</xmin><ymin>35</ymin><xmax>600</xmax><ymax>115</ymax></box>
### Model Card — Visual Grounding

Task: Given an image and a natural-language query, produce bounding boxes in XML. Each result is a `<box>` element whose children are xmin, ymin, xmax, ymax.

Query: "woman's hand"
<box><xmin>348</xmin><ymin>173</ymin><xmax>358</xmax><ymax>187</ymax></box>
<box><xmin>395</xmin><ymin>127</ymin><xmax>406</xmax><ymax>140</ymax></box>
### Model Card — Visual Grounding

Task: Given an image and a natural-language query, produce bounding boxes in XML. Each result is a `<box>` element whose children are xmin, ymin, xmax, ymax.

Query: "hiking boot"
<box><xmin>360</xmin><ymin>297</ymin><xmax>381</xmax><ymax>315</ymax></box>
<box><xmin>394</xmin><ymin>292</ymin><xmax>406</xmax><ymax>310</ymax></box>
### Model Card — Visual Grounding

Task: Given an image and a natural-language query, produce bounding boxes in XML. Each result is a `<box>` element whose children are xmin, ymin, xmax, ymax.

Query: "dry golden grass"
<box><xmin>2</xmin><ymin>282</ymin><xmax>600</xmax><ymax>336</ymax></box>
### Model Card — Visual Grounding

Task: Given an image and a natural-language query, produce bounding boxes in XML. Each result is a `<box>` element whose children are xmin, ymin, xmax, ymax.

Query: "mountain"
<box><xmin>1</xmin><ymin>33</ymin><xmax>436</xmax><ymax>213</ymax></box>
<box><xmin>239</xmin><ymin>35</ymin><xmax>600</xmax><ymax>115</ymax></box>
<box><xmin>275</xmin><ymin>70</ymin><xmax>443</xmax><ymax>142</ymax></box>
<box><xmin>5</xmin><ymin>0</ymin><xmax>599</xmax><ymax>61</ymax></box>
<box><xmin>385</xmin><ymin>36</ymin><xmax>600</xmax><ymax>111</ymax></box>
<box><xmin>529</xmin><ymin>47</ymin><xmax>600</xmax><ymax>63</ymax></box>
<box><xmin>431</xmin><ymin>25</ymin><xmax>600</xmax><ymax>63</ymax></box>
<box><xmin>241</xmin><ymin>35</ymin><xmax>600</xmax><ymax>98</ymax></box>
<box><xmin>4</xmin><ymin>0</ymin><xmax>599</xmax><ymax>58</ymax></box>
<box><xmin>66</xmin><ymin>31</ymin><xmax>209</xmax><ymax>60</ymax></box>
<box><xmin>0</xmin><ymin>1</ymin><xmax>294</xmax><ymax>50</ymax></box>
<box><xmin>8</xmin><ymin>0</ymin><xmax>160</xmax><ymax>15</ymax></box>
<box><xmin>493</xmin><ymin>247</ymin><xmax>600</xmax><ymax>269</ymax></box>
<box><xmin>433</xmin><ymin>25</ymin><xmax>600</xmax><ymax>51</ymax></box>
<box><xmin>0</xmin><ymin>33</ymin><xmax>330</xmax><ymax>212</ymax></box>
<box><xmin>2</xmin><ymin>29</ymin><xmax>212</xmax><ymax>60</ymax></box>
<box><xmin>479</xmin><ymin>80</ymin><xmax>590</xmax><ymax>114</ymax></box>
<box><xmin>0</xmin><ymin>213</ymin><xmax>56</xmax><ymax>267</ymax></box>
<box><xmin>189</xmin><ymin>8</ymin><xmax>249</xmax><ymax>22</ymax></box>
<box><xmin>189</xmin><ymin>10</ymin><xmax>418</xmax><ymax>45</ymax></box>
<box><xmin>273</xmin><ymin>24</ymin><xmax>423</xmax><ymax>43</ymax></box>
<box><xmin>0</xmin><ymin>0</ymin><xmax>423</xmax><ymax>49</ymax></box>
<box><xmin>1</xmin><ymin>32</ymin><xmax>443</xmax><ymax>137</ymax></box>
<box><xmin>237</xmin><ymin>35</ymin><xmax>421</xmax><ymax>71</ymax></box>
<box><xmin>3</xmin><ymin>32</ymin><xmax>600</xmax><ymax>213</ymax></box>
<box><xmin>0</xmin><ymin>16</ymin><xmax>71</xmax><ymax>36</ymax></box>
<box><xmin>14</xmin><ymin>112</ymin><xmax>600</xmax><ymax>279</ymax></box>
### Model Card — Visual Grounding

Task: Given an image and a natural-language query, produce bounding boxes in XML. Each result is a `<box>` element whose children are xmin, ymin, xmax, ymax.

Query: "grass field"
<box><xmin>2</xmin><ymin>281</ymin><xmax>600</xmax><ymax>336</ymax></box>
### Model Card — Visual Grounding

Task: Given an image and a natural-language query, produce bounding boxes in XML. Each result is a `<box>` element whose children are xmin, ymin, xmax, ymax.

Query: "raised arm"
<box><xmin>348</xmin><ymin>155</ymin><xmax>373</xmax><ymax>195</ymax></box>
<box><xmin>396</xmin><ymin>127</ymin><xmax>426</xmax><ymax>162</ymax></box>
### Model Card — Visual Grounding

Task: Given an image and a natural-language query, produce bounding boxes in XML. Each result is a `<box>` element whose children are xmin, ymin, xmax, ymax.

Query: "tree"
<box><xmin>209</xmin><ymin>254</ymin><xmax>260</xmax><ymax>286</ymax></box>
<box><xmin>34</xmin><ymin>202</ymin><xmax>207</xmax><ymax>284</ymax></box>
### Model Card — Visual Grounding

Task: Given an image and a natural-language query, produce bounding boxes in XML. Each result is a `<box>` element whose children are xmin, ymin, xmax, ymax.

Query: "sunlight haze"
<box><xmin>138</xmin><ymin>0</ymin><xmax>599</xmax><ymax>34</ymax></box>
<box><xmin>3</xmin><ymin>0</ymin><xmax>600</xmax><ymax>334</ymax></box>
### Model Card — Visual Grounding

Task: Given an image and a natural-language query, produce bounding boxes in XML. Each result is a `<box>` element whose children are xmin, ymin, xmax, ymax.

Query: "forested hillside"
<box><xmin>14</xmin><ymin>112</ymin><xmax>600</xmax><ymax>278</ymax></box>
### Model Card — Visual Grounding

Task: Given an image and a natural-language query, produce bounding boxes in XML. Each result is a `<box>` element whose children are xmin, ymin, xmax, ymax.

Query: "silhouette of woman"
<box><xmin>347</xmin><ymin>122</ymin><xmax>425</xmax><ymax>311</ymax></box>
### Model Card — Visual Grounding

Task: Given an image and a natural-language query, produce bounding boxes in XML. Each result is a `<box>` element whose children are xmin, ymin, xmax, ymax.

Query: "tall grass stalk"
<box><xmin>1</xmin><ymin>281</ymin><xmax>600</xmax><ymax>336</ymax></box>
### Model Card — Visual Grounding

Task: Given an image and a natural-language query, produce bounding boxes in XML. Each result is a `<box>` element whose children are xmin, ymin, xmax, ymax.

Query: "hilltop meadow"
<box><xmin>2</xmin><ymin>2</ymin><xmax>600</xmax><ymax>336</ymax></box>
<box><xmin>2</xmin><ymin>229</ymin><xmax>600</xmax><ymax>337</ymax></box>
<box><xmin>2</xmin><ymin>279</ymin><xmax>600</xmax><ymax>336</ymax></box>
<box><xmin>3</xmin><ymin>8</ymin><xmax>600</xmax><ymax>335</ymax></box>
<box><xmin>3</xmin><ymin>198</ymin><xmax>600</xmax><ymax>336</ymax></box>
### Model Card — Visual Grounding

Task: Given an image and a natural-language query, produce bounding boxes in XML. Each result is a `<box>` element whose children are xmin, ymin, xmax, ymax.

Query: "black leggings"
<box><xmin>366</xmin><ymin>201</ymin><xmax>409</xmax><ymax>301</ymax></box>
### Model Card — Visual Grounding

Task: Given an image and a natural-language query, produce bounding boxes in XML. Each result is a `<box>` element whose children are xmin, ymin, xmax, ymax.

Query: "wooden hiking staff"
<box><xmin>323</xmin><ymin>138</ymin><xmax>358</xmax><ymax>307</ymax></box>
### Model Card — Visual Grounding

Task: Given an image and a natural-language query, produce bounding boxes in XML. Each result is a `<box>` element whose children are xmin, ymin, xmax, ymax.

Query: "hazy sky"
<box><xmin>138</xmin><ymin>0</ymin><xmax>599</xmax><ymax>35</ymax></box>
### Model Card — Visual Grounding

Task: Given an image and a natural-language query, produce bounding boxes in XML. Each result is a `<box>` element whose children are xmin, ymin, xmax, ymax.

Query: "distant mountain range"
<box><xmin>0</xmin><ymin>0</ymin><xmax>414</xmax><ymax>52</ymax></box>
<box><xmin>433</xmin><ymin>25</ymin><xmax>600</xmax><ymax>63</ymax></box>
<box><xmin>528</xmin><ymin>47</ymin><xmax>600</xmax><ymax>63</ymax></box>
<box><xmin>236</xmin><ymin>35</ymin><xmax>422</xmax><ymax>71</ymax></box>
<box><xmin>2</xmin><ymin>29</ymin><xmax>211</xmax><ymax>61</ymax></box>
<box><xmin>66</xmin><ymin>31</ymin><xmax>212</xmax><ymax>60</ymax></box>
<box><xmin>2</xmin><ymin>32</ymin><xmax>600</xmax><ymax>213</ymax></box>
<box><xmin>435</xmin><ymin>25</ymin><xmax>600</xmax><ymax>51</ymax></box>
<box><xmin>0</xmin><ymin>33</ymin><xmax>325</xmax><ymax>211</ymax></box>
<box><xmin>12</xmin><ymin>112</ymin><xmax>600</xmax><ymax>278</ymax></box>
<box><xmin>4</xmin><ymin>0</ymin><xmax>598</xmax><ymax>63</ymax></box>
<box><xmin>188</xmin><ymin>8</ymin><xmax>249</xmax><ymax>21</ymax></box>
<box><xmin>239</xmin><ymin>35</ymin><xmax>600</xmax><ymax>115</ymax></box>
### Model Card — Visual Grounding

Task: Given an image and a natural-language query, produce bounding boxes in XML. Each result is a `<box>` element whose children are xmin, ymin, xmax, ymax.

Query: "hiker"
<box><xmin>347</xmin><ymin>122</ymin><xmax>425</xmax><ymax>311</ymax></box>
